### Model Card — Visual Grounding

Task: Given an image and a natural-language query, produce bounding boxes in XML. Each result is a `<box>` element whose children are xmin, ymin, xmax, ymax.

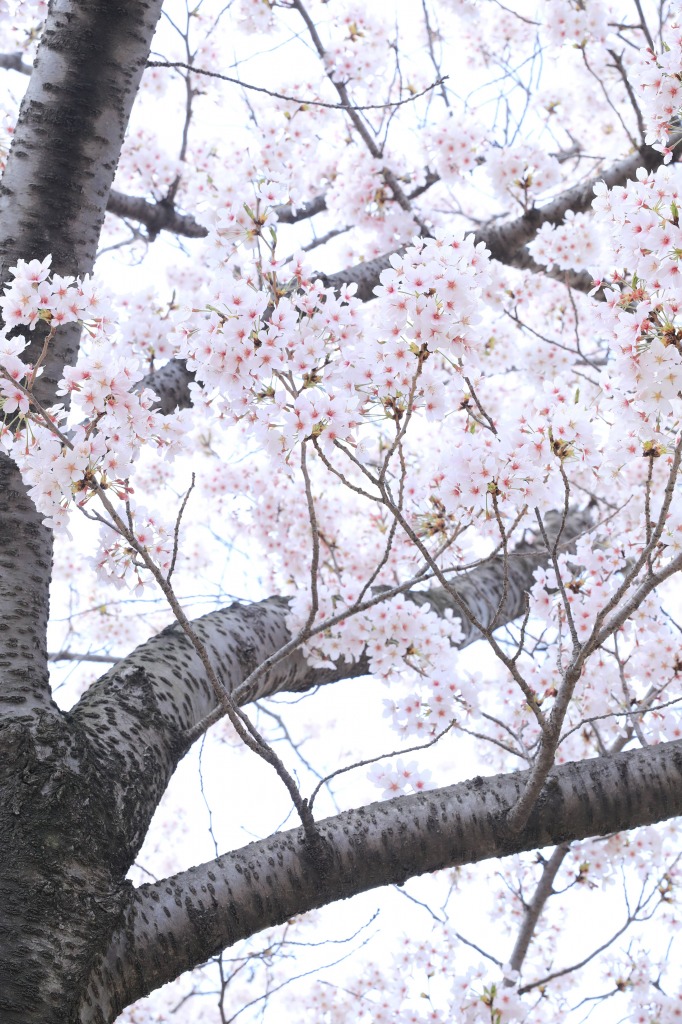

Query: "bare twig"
<box><xmin>146</xmin><ymin>59</ymin><xmax>445</xmax><ymax>113</ymax></box>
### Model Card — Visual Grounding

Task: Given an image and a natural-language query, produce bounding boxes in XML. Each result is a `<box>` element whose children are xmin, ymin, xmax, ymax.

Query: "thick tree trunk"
<box><xmin>0</xmin><ymin>1</ymin><xmax>164</xmax><ymax>1019</ymax></box>
<box><xmin>0</xmin><ymin>714</ymin><xmax>137</xmax><ymax>1024</ymax></box>
<box><xmin>0</xmin><ymin>0</ymin><xmax>164</xmax><ymax>398</ymax></box>
<box><xmin>0</xmin><ymin>456</ymin><xmax>53</xmax><ymax>716</ymax></box>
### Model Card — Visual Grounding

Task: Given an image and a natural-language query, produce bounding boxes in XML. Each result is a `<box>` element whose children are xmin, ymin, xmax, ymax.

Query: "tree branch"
<box><xmin>0</xmin><ymin>51</ymin><xmax>32</xmax><ymax>74</ymax></box>
<box><xmin>106</xmin><ymin>189</ymin><xmax>208</xmax><ymax>240</ymax></box>
<box><xmin>321</xmin><ymin>144</ymin><xmax>675</xmax><ymax>301</ymax></box>
<box><xmin>506</xmin><ymin>842</ymin><xmax>571</xmax><ymax>979</ymax></box>
<box><xmin>105</xmin><ymin>172</ymin><xmax>441</xmax><ymax>242</ymax></box>
<box><xmin>275</xmin><ymin>193</ymin><xmax>328</xmax><ymax>224</ymax></box>
<box><xmin>69</xmin><ymin>509</ymin><xmax>590</xmax><ymax>873</ymax></box>
<box><xmin>83</xmin><ymin>738</ymin><xmax>682</xmax><ymax>1022</ymax></box>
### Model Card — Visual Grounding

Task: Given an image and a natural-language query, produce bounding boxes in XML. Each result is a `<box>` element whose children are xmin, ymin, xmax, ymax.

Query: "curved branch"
<box><xmin>105</xmin><ymin>172</ymin><xmax>441</xmax><ymax>242</ymax></box>
<box><xmin>106</xmin><ymin>189</ymin><xmax>208</xmax><ymax>240</ymax></box>
<box><xmin>105</xmin><ymin>189</ymin><xmax>324</xmax><ymax>239</ymax></box>
<box><xmin>83</xmin><ymin>738</ymin><xmax>682</xmax><ymax>1022</ymax></box>
<box><xmin>275</xmin><ymin>193</ymin><xmax>328</xmax><ymax>224</ymax></box>
<box><xmin>69</xmin><ymin>509</ymin><xmax>590</xmax><ymax>870</ymax></box>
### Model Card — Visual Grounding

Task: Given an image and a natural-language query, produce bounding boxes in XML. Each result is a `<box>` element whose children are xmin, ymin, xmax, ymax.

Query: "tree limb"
<box><xmin>0</xmin><ymin>51</ymin><xmax>32</xmax><ymax>74</ymax></box>
<box><xmin>275</xmin><ymin>193</ymin><xmax>328</xmax><ymax>224</ymax></box>
<box><xmin>106</xmin><ymin>189</ymin><xmax>208</xmax><ymax>240</ymax></box>
<box><xmin>83</xmin><ymin>738</ymin><xmax>682</xmax><ymax>1022</ymax></box>
<box><xmin>69</xmin><ymin>509</ymin><xmax>590</xmax><ymax>872</ymax></box>
<box><xmin>321</xmin><ymin>144</ymin><xmax>674</xmax><ymax>301</ymax></box>
<box><xmin>105</xmin><ymin>172</ymin><xmax>440</xmax><ymax>242</ymax></box>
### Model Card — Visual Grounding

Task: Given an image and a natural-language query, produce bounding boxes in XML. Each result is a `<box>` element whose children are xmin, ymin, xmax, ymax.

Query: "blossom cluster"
<box><xmin>527</xmin><ymin>209</ymin><xmax>602</xmax><ymax>272</ymax></box>
<box><xmin>92</xmin><ymin>510</ymin><xmax>176</xmax><ymax>595</ymax></box>
<box><xmin>0</xmin><ymin>254</ymin><xmax>107</xmax><ymax>333</ymax></box>
<box><xmin>0</xmin><ymin>256</ymin><xmax>187</xmax><ymax>538</ymax></box>
<box><xmin>174</xmin><ymin>269</ymin><xmax>363</xmax><ymax>458</ymax></box>
<box><xmin>539</xmin><ymin>0</ymin><xmax>610</xmax><ymax>48</ymax></box>
<box><xmin>366</xmin><ymin>758</ymin><xmax>432</xmax><ymax>799</ymax></box>
<box><xmin>236</xmin><ymin>0</ymin><xmax>277</xmax><ymax>35</ymax></box>
<box><xmin>590</xmin><ymin>166</ymin><xmax>682</xmax><ymax>431</ymax></box>
<box><xmin>321</xmin><ymin>3</ymin><xmax>393</xmax><ymax>85</ymax></box>
<box><xmin>299</xmin><ymin>930</ymin><xmax>530</xmax><ymax>1024</ymax></box>
<box><xmin>430</xmin><ymin>375</ymin><xmax>601</xmax><ymax>528</ymax></box>
<box><xmin>631</xmin><ymin>4</ymin><xmax>682</xmax><ymax>159</ymax></box>
<box><xmin>176</xmin><ymin>187</ymin><xmax>497</xmax><ymax>471</ymax></box>
<box><xmin>0</xmin><ymin>105</ymin><xmax>15</xmax><ymax>176</ymax></box>
<box><xmin>324</xmin><ymin>146</ymin><xmax>415</xmax><ymax>235</ymax></box>
<box><xmin>486</xmin><ymin>143</ymin><xmax>561</xmax><ymax>209</ymax></box>
<box><xmin>0</xmin><ymin>0</ymin><xmax>46</xmax><ymax>55</ymax></box>
<box><xmin>115</xmin><ymin>127</ymin><xmax>181</xmax><ymax>199</ymax></box>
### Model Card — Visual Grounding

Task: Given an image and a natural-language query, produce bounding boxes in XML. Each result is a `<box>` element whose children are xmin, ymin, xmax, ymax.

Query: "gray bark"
<box><xmin>104</xmin><ymin>173</ymin><xmax>438</xmax><ymax>241</ymax></box>
<box><xmin>107</xmin><ymin>189</ymin><xmax>208</xmax><ymax>241</ymax></box>
<box><xmin>0</xmin><ymin>0</ymin><xmax>163</xmax><ymax>399</ymax></box>
<box><xmin>141</xmin><ymin>356</ymin><xmax>195</xmax><ymax>414</ymax></box>
<box><xmin>0</xmin><ymin>454</ymin><xmax>53</xmax><ymax>717</ymax></box>
<box><xmin>105</xmin><ymin>191</ymin><xmax>327</xmax><ymax>238</ymax></box>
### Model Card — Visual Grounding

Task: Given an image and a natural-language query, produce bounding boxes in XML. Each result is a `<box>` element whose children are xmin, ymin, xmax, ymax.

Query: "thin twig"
<box><xmin>146</xmin><ymin>60</ymin><xmax>445</xmax><ymax>112</ymax></box>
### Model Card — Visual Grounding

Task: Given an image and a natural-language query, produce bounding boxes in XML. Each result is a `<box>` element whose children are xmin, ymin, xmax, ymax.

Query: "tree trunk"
<box><xmin>0</xmin><ymin>1</ymin><xmax>164</xmax><ymax>1018</ymax></box>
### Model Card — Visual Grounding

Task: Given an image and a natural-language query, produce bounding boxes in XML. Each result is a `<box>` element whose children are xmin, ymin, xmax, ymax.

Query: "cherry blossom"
<box><xmin>5</xmin><ymin>1</ymin><xmax>682</xmax><ymax>1021</ymax></box>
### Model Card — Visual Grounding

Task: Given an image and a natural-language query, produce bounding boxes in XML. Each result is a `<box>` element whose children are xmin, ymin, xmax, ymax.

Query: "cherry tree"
<box><xmin>3</xmin><ymin>0</ymin><xmax>682</xmax><ymax>1021</ymax></box>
